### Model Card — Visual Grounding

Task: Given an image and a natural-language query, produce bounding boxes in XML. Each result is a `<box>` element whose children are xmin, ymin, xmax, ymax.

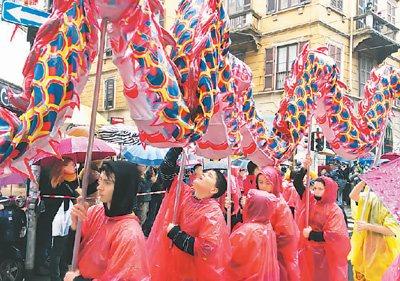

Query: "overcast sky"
<box><xmin>0</xmin><ymin>21</ymin><xmax>31</xmax><ymax>86</ymax></box>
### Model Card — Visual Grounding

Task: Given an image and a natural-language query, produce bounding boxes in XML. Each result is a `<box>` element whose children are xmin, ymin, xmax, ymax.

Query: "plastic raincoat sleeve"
<box><xmin>323</xmin><ymin>207</ymin><xmax>351</xmax><ymax>271</ymax></box>
<box><xmin>228</xmin><ymin>225</ymin><xmax>279</xmax><ymax>281</ymax></box>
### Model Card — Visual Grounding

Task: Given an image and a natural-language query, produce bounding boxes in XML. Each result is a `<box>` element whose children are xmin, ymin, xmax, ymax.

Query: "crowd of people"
<box><xmin>31</xmin><ymin>149</ymin><xmax>399</xmax><ymax>281</ymax></box>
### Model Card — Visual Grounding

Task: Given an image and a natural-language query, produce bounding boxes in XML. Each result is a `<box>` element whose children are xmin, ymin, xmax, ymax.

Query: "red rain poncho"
<box><xmin>77</xmin><ymin>205</ymin><xmax>150</xmax><ymax>280</ymax></box>
<box><xmin>259</xmin><ymin>167</ymin><xmax>300</xmax><ymax>281</ymax></box>
<box><xmin>243</xmin><ymin>174</ymin><xmax>256</xmax><ymax>195</ymax></box>
<box><xmin>297</xmin><ymin>176</ymin><xmax>350</xmax><ymax>281</ymax></box>
<box><xmin>282</xmin><ymin>180</ymin><xmax>299</xmax><ymax>211</ymax></box>
<box><xmin>147</xmin><ymin>178</ymin><xmax>232</xmax><ymax>281</ymax></box>
<box><xmin>227</xmin><ymin>189</ymin><xmax>280</xmax><ymax>281</ymax></box>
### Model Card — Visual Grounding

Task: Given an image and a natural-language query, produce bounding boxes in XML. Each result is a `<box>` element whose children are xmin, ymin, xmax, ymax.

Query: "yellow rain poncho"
<box><xmin>349</xmin><ymin>189</ymin><xmax>400</xmax><ymax>281</ymax></box>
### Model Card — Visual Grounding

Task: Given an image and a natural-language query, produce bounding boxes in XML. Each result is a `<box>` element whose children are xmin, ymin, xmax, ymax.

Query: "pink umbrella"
<box><xmin>381</xmin><ymin>152</ymin><xmax>400</xmax><ymax>161</ymax></box>
<box><xmin>0</xmin><ymin>174</ymin><xmax>27</xmax><ymax>186</ymax></box>
<box><xmin>360</xmin><ymin>157</ymin><xmax>400</xmax><ymax>222</ymax></box>
<box><xmin>35</xmin><ymin>137</ymin><xmax>116</xmax><ymax>165</ymax></box>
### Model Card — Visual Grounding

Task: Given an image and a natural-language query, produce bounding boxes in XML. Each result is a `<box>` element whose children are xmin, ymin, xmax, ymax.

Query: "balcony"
<box><xmin>227</xmin><ymin>2</ymin><xmax>262</xmax><ymax>53</ymax></box>
<box><xmin>353</xmin><ymin>11</ymin><xmax>400</xmax><ymax>63</ymax></box>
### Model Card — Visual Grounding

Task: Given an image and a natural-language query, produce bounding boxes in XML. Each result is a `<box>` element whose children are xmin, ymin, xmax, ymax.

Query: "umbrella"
<box><xmin>203</xmin><ymin>158</ymin><xmax>228</xmax><ymax>170</ymax></box>
<box><xmin>97</xmin><ymin>124</ymin><xmax>140</xmax><ymax>145</ymax></box>
<box><xmin>360</xmin><ymin>157</ymin><xmax>400</xmax><ymax>222</ymax></box>
<box><xmin>0</xmin><ymin>174</ymin><xmax>27</xmax><ymax>187</ymax></box>
<box><xmin>35</xmin><ymin>137</ymin><xmax>116</xmax><ymax>165</ymax></box>
<box><xmin>122</xmin><ymin>144</ymin><xmax>168</xmax><ymax>166</ymax></box>
<box><xmin>65</xmin><ymin>105</ymin><xmax>109</xmax><ymax>127</ymax></box>
<box><xmin>381</xmin><ymin>152</ymin><xmax>400</xmax><ymax>161</ymax></box>
<box><xmin>66</xmin><ymin>126</ymin><xmax>90</xmax><ymax>137</ymax></box>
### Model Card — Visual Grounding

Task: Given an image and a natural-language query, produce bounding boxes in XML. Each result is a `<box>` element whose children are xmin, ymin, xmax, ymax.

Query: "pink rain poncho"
<box><xmin>243</xmin><ymin>174</ymin><xmax>256</xmax><ymax>195</ymax></box>
<box><xmin>147</xmin><ymin>178</ymin><xmax>232</xmax><ymax>281</ymax></box>
<box><xmin>282</xmin><ymin>180</ymin><xmax>299</xmax><ymax>211</ymax></box>
<box><xmin>259</xmin><ymin>167</ymin><xmax>300</xmax><ymax>281</ymax></box>
<box><xmin>77</xmin><ymin>205</ymin><xmax>150</xmax><ymax>280</ymax></box>
<box><xmin>297</xmin><ymin>176</ymin><xmax>350</xmax><ymax>281</ymax></box>
<box><xmin>227</xmin><ymin>189</ymin><xmax>280</xmax><ymax>281</ymax></box>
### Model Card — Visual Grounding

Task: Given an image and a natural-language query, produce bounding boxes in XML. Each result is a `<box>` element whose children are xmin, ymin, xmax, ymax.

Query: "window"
<box><xmin>104</xmin><ymin>78</ymin><xmax>115</xmax><ymax>110</ymax></box>
<box><xmin>328</xmin><ymin>44</ymin><xmax>342</xmax><ymax>75</ymax></box>
<box><xmin>228</xmin><ymin>0</ymin><xmax>251</xmax><ymax>15</ymax></box>
<box><xmin>233</xmin><ymin>52</ymin><xmax>245</xmax><ymax>62</ymax></box>
<box><xmin>387</xmin><ymin>1</ymin><xmax>396</xmax><ymax>24</ymax></box>
<box><xmin>330</xmin><ymin>0</ymin><xmax>343</xmax><ymax>11</ymax></box>
<box><xmin>104</xmin><ymin>34</ymin><xmax>112</xmax><ymax>57</ymax></box>
<box><xmin>358</xmin><ymin>0</ymin><xmax>377</xmax><ymax>14</ymax></box>
<box><xmin>265</xmin><ymin>41</ymin><xmax>307</xmax><ymax>91</ymax></box>
<box><xmin>383</xmin><ymin>125</ymin><xmax>393</xmax><ymax>154</ymax></box>
<box><xmin>359</xmin><ymin>55</ymin><xmax>376</xmax><ymax>97</ymax></box>
<box><xmin>267</xmin><ymin>0</ymin><xmax>276</xmax><ymax>13</ymax></box>
<box><xmin>279</xmin><ymin>0</ymin><xmax>299</xmax><ymax>10</ymax></box>
<box><xmin>267</xmin><ymin>0</ymin><xmax>308</xmax><ymax>12</ymax></box>
<box><xmin>276</xmin><ymin>44</ymin><xmax>297</xmax><ymax>89</ymax></box>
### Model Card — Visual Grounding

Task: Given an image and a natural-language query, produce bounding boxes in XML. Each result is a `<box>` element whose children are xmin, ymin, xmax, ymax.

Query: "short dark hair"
<box><xmin>247</xmin><ymin>161</ymin><xmax>258</xmax><ymax>175</ymax></box>
<box><xmin>193</xmin><ymin>164</ymin><xmax>202</xmax><ymax>171</ymax></box>
<box><xmin>315</xmin><ymin>177</ymin><xmax>326</xmax><ymax>186</ymax></box>
<box><xmin>100</xmin><ymin>163</ymin><xmax>116</xmax><ymax>181</ymax></box>
<box><xmin>212</xmin><ymin>170</ymin><xmax>227</xmax><ymax>199</ymax></box>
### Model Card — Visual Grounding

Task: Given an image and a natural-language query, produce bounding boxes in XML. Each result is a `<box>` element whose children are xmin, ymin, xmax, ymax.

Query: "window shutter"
<box><xmin>265</xmin><ymin>47</ymin><xmax>275</xmax><ymax>91</ymax></box>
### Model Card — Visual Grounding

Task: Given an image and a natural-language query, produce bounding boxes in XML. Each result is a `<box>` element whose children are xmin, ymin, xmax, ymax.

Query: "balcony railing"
<box><xmin>354</xmin><ymin>11</ymin><xmax>399</xmax><ymax>41</ymax></box>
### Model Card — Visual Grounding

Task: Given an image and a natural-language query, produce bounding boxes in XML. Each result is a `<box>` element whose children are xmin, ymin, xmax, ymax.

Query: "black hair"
<box><xmin>255</xmin><ymin>173</ymin><xmax>262</xmax><ymax>189</ymax></box>
<box><xmin>315</xmin><ymin>177</ymin><xmax>326</xmax><ymax>186</ymax></box>
<box><xmin>212</xmin><ymin>170</ymin><xmax>227</xmax><ymax>199</ymax></box>
<box><xmin>100</xmin><ymin>163</ymin><xmax>115</xmax><ymax>182</ymax></box>
<box><xmin>247</xmin><ymin>161</ymin><xmax>258</xmax><ymax>175</ymax></box>
<box><xmin>193</xmin><ymin>164</ymin><xmax>202</xmax><ymax>171</ymax></box>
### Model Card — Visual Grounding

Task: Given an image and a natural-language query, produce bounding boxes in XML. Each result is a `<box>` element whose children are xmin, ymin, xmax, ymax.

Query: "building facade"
<box><xmin>80</xmin><ymin>0</ymin><xmax>400</xmax><ymax>153</ymax></box>
<box><xmin>227</xmin><ymin>0</ymin><xmax>400</xmax><ymax>154</ymax></box>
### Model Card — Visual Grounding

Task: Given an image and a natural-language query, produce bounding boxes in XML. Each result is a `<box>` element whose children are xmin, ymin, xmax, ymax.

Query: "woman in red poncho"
<box><xmin>227</xmin><ymin>189</ymin><xmax>280</xmax><ymax>281</ymax></box>
<box><xmin>64</xmin><ymin>161</ymin><xmax>150</xmax><ymax>281</ymax></box>
<box><xmin>295</xmin><ymin>174</ymin><xmax>350</xmax><ymax>281</ymax></box>
<box><xmin>147</xmin><ymin>148</ymin><xmax>232</xmax><ymax>281</ymax></box>
<box><xmin>255</xmin><ymin>167</ymin><xmax>300</xmax><ymax>281</ymax></box>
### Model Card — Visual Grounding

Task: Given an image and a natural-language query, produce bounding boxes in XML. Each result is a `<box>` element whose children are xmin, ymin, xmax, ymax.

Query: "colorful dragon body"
<box><xmin>1</xmin><ymin>0</ymin><xmax>400</xmax><ymax>176</ymax></box>
<box><xmin>0</xmin><ymin>0</ymin><xmax>98</xmax><ymax>176</ymax></box>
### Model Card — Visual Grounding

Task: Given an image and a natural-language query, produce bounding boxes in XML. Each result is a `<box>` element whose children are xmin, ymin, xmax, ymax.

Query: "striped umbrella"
<box><xmin>97</xmin><ymin>124</ymin><xmax>140</xmax><ymax>145</ymax></box>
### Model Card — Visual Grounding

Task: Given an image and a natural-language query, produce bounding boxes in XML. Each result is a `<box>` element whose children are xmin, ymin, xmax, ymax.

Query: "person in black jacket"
<box><xmin>35</xmin><ymin>158</ymin><xmax>79</xmax><ymax>280</ymax></box>
<box><xmin>142</xmin><ymin>167</ymin><xmax>163</xmax><ymax>237</ymax></box>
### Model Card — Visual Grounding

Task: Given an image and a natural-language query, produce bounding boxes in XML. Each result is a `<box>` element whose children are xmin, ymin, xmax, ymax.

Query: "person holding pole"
<box><xmin>349</xmin><ymin>180</ymin><xmax>400</xmax><ymax>281</ymax></box>
<box><xmin>293</xmin><ymin>155</ymin><xmax>350</xmax><ymax>281</ymax></box>
<box><xmin>64</xmin><ymin>161</ymin><xmax>150</xmax><ymax>281</ymax></box>
<box><xmin>147</xmin><ymin>147</ymin><xmax>231</xmax><ymax>281</ymax></box>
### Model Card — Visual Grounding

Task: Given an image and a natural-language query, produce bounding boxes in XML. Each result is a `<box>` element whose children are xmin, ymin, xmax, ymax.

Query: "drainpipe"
<box><xmin>349</xmin><ymin>0</ymin><xmax>355</xmax><ymax>94</ymax></box>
